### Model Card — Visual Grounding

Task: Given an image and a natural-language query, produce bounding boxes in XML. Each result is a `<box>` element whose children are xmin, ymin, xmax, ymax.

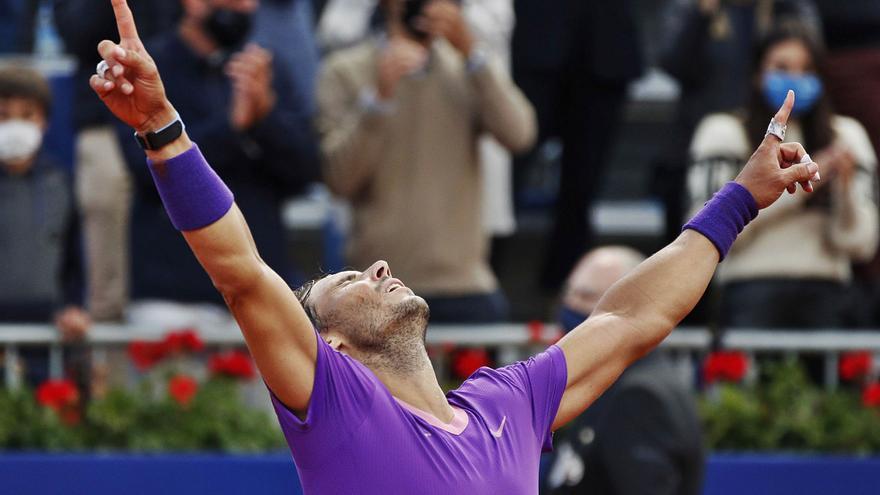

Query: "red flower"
<box><xmin>863</xmin><ymin>383</ymin><xmax>880</xmax><ymax>408</ymax></box>
<box><xmin>168</xmin><ymin>375</ymin><xmax>199</xmax><ymax>407</ymax></box>
<box><xmin>36</xmin><ymin>380</ymin><xmax>79</xmax><ymax>410</ymax></box>
<box><xmin>36</xmin><ymin>380</ymin><xmax>81</xmax><ymax>425</ymax></box>
<box><xmin>452</xmin><ymin>348</ymin><xmax>492</xmax><ymax>380</ymax></box>
<box><xmin>128</xmin><ymin>341</ymin><xmax>167</xmax><ymax>370</ymax></box>
<box><xmin>162</xmin><ymin>328</ymin><xmax>204</xmax><ymax>355</ymax></box>
<box><xmin>209</xmin><ymin>350</ymin><xmax>256</xmax><ymax>380</ymax></box>
<box><xmin>840</xmin><ymin>351</ymin><xmax>872</xmax><ymax>382</ymax></box>
<box><xmin>703</xmin><ymin>351</ymin><xmax>748</xmax><ymax>384</ymax></box>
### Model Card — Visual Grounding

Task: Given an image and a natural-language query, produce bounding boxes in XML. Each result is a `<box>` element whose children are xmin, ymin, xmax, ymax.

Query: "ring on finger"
<box><xmin>96</xmin><ymin>60</ymin><xmax>110</xmax><ymax>79</ymax></box>
<box><xmin>765</xmin><ymin>118</ymin><xmax>787</xmax><ymax>141</ymax></box>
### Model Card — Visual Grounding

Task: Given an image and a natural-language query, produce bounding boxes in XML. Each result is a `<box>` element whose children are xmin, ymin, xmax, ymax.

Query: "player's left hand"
<box><xmin>417</xmin><ymin>0</ymin><xmax>475</xmax><ymax>57</ymax></box>
<box><xmin>734</xmin><ymin>90</ymin><xmax>820</xmax><ymax>209</ymax></box>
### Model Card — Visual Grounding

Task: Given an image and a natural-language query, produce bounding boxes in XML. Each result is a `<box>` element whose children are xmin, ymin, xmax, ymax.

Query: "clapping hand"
<box><xmin>377</xmin><ymin>37</ymin><xmax>428</xmax><ymax>100</ymax></box>
<box><xmin>415</xmin><ymin>0</ymin><xmax>475</xmax><ymax>57</ymax></box>
<box><xmin>226</xmin><ymin>43</ymin><xmax>277</xmax><ymax>131</ymax></box>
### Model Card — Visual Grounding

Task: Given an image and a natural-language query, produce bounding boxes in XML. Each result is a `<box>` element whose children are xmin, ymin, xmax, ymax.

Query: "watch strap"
<box><xmin>134</xmin><ymin>113</ymin><xmax>185</xmax><ymax>150</ymax></box>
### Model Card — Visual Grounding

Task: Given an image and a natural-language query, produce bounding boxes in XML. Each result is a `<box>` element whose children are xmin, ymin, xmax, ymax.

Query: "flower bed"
<box><xmin>701</xmin><ymin>351</ymin><xmax>880</xmax><ymax>453</ymax></box>
<box><xmin>0</xmin><ymin>329</ymin><xmax>283</xmax><ymax>452</ymax></box>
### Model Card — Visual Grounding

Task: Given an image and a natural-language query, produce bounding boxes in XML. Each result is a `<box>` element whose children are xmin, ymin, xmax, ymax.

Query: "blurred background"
<box><xmin>1</xmin><ymin>0</ymin><xmax>880</xmax><ymax>493</ymax></box>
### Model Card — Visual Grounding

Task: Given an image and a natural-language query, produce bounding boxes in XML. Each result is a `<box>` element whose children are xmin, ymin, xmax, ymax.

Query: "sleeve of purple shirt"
<box><xmin>456</xmin><ymin>345</ymin><xmax>568</xmax><ymax>452</ymax></box>
<box><xmin>269</xmin><ymin>330</ymin><xmax>380</xmax><ymax>469</ymax></box>
<box><xmin>491</xmin><ymin>345</ymin><xmax>568</xmax><ymax>451</ymax></box>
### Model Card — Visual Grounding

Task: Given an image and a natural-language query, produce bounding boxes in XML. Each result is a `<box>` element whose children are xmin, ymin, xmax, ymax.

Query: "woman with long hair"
<box><xmin>687</xmin><ymin>23</ymin><xmax>879</xmax><ymax>329</ymax></box>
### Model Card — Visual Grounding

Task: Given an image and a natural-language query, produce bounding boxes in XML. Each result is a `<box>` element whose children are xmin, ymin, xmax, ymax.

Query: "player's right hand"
<box><xmin>90</xmin><ymin>0</ymin><xmax>176</xmax><ymax>134</ymax></box>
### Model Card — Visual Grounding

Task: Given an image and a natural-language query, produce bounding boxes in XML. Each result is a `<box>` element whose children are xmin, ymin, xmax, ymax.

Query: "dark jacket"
<box><xmin>544</xmin><ymin>353</ymin><xmax>705</xmax><ymax>495</ymax></box>
<box><xmin>512</xmin><ymin>0</ymin><xmax>642</xmax><ymax>83</ymax></box>
<box><xmin>0</xmin><ymin>153</ymin><xmax>82</xmax><ymax>320</ymax></box>
<box><xmin>816</xmin><ymin>0</ymin><xmax>880</xmax><ymax>51</ymax></box>
<box><xmin>119</xmin><ymin>32</ymin><xmax>319</xmax><ymax>304</ymax></box>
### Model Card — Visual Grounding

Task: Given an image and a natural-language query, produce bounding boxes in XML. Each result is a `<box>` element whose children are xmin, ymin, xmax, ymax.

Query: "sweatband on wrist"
<box><xmin>147</xmin><ymin>143</ymin><xmax>234</xmax><ymax>231</ymax></box>
<box><xmin>682</xmin><ymin>181</ymin><xmax>758</xmax><ymax>261</ymax></box>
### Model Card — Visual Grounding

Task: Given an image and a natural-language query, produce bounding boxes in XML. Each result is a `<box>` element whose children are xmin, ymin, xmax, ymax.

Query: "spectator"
<box><xmin>511</xmin><ymin>0</ymin><xmax>643</xmax><ymax>291</ymax></box>
<box><xmin>316</xmin><ymin>0</ymin><xmax>519</xmax><ymax>262</ymax></box>
<box><xmin>0</xmin><ymin>66</ymin><xmax>90</xmax><ymax>389</ymax></box>
<box><xmin>544</xmin><ymin>246</ymin><xmax>705</xmax><ymax>495</ymax></box>
<box><xmin>686</xmin><ymin>24</ymin><xmax>879</xmax><ymax>329</ymax></box>
<box><xmin>816</xmin><ymin>0</ymin><xmax>880</xmax><ymax>326</ymax></box>
<box><xmin>656</xmin><ymin>0</ymin><xmax>821</xmax><ymax>244</ymax></box>
<box><xmin>317</xmin><ymin>0</ymin><xmax>536</xmax><ymax>322</ymax></box>
<box><xmin>54</xmin><ymin>0</ymin><xmax>181</xmax><ymax>322</ymax></box>
<box><xmin>118</xmin><ymin>0</ymin><xmax>319</xmax><ymax>326</ymax></box>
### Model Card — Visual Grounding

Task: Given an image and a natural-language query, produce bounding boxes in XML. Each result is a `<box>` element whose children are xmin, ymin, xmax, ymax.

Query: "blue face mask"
<box><xmin>762</xmin><ymin>71</ymin><xmax>823</xmax><ymax>117</ymax></box>
<box><xmin>558</xmin><ymin>306</ymin><xmax>590</xmax><ymax>334</ymax></box>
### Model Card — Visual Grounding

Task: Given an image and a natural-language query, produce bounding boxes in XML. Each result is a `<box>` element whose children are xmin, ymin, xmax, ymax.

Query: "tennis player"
<box><xmin>91</xmin><ymin>1</ymin><xmax>819</xmax><ymax>492</ymax></box>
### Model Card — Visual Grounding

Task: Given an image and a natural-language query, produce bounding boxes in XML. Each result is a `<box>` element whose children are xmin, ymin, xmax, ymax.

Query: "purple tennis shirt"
<box><xmin>270</xmin><ymin>331</ymin><xmax>568</xmax><ymax>494</ymax></box>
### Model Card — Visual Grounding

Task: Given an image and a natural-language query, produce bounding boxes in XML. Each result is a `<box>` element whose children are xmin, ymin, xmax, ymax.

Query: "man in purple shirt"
<box><xmin>91</xmin><ymin>1</ymin><xmax>820</xmax><ymax>492</ymax></box>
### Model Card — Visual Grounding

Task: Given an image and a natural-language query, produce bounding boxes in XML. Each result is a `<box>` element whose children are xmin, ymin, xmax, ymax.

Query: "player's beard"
<box><xmin>345</xmin><ymin>296</ymin><xmax>430</xmax><ymax>375</ymax></box>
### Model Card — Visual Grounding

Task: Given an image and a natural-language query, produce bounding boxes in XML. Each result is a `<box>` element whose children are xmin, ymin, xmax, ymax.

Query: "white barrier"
<box><xmin>3</xmin><ymin>323</ymin><xmax>880</xmax><ymax>389</ymax></box>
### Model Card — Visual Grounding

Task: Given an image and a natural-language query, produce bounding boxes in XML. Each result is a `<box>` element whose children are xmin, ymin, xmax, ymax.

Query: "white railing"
<box><xmin>3</xmin><ymin>323</ymin><xmax>880</xmax><ymax>389</ymax></box>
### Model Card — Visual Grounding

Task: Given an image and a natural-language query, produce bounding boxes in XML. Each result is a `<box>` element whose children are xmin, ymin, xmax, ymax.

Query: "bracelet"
<box><xmin>682</xmin><ymin>182</ymin><xmax>758</xmax><ymax>261</ymax></box>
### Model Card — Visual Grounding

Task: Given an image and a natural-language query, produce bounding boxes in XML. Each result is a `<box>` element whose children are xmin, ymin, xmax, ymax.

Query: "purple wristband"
<box><xmin>683</xmin><ymin>182</ymin><xmax>758</xmax><ymax>261</ymax></box>
<box><xmin>147</xmin><ymin>144</ymin><xmax>234</xmax><ymax>231</ymax></box>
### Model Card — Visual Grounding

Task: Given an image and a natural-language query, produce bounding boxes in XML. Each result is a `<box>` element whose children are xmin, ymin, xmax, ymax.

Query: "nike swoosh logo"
<box><xmin>490</xmin><ymin>416</ymin><xmax>507</xmax><ymax>438</ymax></box>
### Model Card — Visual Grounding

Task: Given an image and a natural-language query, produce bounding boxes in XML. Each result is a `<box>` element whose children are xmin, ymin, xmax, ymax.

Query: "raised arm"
<box><xmin>90</xmin><ymin>0</ymin><xmax>317</xmax><ymax>412</ymax></box>
<box><xmin>552</xmin><ymin>92</ymin><xmax>820</xmax><ymax>429</ymax></box>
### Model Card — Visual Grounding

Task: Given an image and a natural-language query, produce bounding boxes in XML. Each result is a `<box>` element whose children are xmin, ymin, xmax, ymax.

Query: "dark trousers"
<box><xmin>423</xmin><ymin>291</ymin><xmax>510</xmax><ymax>323</ymax></box>
<box><xmin>721</xmin><ymin>279</ymin><xmax>849</xmax><ymax>329</ymax></box>
<box><xmin>722</xmin><ymin>279</ymin><xmax>850</xmax><ymax>382</ymax></box>
<box><xmin>513</xmin><ymin>65</ymin><xmax>628</xmax><ymax>290</ymax></box>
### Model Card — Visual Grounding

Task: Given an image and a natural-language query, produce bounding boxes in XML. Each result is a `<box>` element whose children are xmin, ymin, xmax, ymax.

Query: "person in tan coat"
<box><xmin>317</xmin><ymin>0</ymin><xmax>536</xmax><ymax>322</ymax></box>
<box><xmin>687</xmin><ymin>24</ymin><xmax>879</xmax><ymax>329</ymax></box>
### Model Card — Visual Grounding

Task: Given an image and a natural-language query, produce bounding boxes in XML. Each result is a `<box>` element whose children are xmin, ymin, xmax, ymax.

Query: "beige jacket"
<box><xmin>687</xmin><ymin>113</ymin><xmax>879</xmax><ymax>284</ymax></box>
<box><xmin>317</xmin><ymin>38</ymin><xmax>536</xmax><ymax>295</ymax></box>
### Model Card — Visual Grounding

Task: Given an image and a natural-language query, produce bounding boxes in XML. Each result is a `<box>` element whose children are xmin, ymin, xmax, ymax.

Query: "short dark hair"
<box><xmin>294</xmin><ymin>274</ymin><xmax>328</xmax><ymax>330</ymax></box>
<box><xmin>0</xmin><ymin>66</ymin><xmax>52</xmax><ymax>116</ymax></box>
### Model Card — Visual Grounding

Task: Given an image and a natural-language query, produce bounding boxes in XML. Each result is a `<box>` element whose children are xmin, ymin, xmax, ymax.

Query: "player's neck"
<box><xmin>367</xmin><ymin>347</ymin><xmax>454</xmax><ymax>423</ymax></box>
<box><xmin>383</xmin><ymin>366</ymin><xmax>454</xmax><ymax>423</ymax></box>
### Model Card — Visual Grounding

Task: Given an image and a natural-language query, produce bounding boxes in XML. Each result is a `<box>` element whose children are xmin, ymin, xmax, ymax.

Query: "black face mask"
<box><xmin>204</xmin><ymin>9</ymin><xmax>253</xmax><ymax>49</ymax></box>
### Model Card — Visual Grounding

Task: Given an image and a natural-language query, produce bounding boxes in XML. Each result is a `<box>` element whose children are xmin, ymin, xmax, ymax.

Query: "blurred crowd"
<box><xmin>1</xmin><ymin>0</ymin><xmax>879</xmax><ymax>371</ymax></box>
<box><xmin>4</xmin><ymin>0</ymin><xmax>880</xmax><ymax>491</ymax></box>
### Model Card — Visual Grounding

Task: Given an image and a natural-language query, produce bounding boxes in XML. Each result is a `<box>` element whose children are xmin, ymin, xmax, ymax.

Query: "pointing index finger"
<box><xmin>111</xmin><ymin>0</ymin><xmax>141</xmax><ymax>42</ymax></box>
<box><xmin>773</xmin><ymin>90</ymin><xmax>795</xmax><ymax>127</ymax></box>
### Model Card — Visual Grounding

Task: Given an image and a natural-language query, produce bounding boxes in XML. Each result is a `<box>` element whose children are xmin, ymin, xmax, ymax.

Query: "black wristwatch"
<box><xmin>134</xmin><ymin>113</ymin><xmax>185</xmax><ymax>150</ymax></box>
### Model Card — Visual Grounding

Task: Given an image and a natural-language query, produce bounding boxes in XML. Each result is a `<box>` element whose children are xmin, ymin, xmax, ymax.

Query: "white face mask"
<box><xmin>0</xmin><ymin>119</ymin><xmax>44</xmax><ymax>163</ymax></box>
